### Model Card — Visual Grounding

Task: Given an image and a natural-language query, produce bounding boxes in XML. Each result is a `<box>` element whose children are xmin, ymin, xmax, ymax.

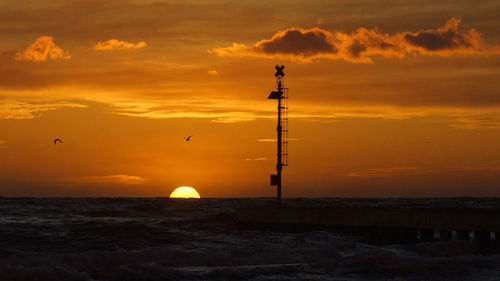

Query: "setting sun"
<box><xmin>170</xmin><ymin>186</ymin><xmax>201</xmax><ymax>199</ymax></box>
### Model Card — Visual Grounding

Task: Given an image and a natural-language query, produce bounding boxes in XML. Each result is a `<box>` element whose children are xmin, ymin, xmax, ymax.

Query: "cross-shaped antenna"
<box><xmin>275</xmin><ymin>65</ymin><xmax>285</xmax><ymax>78</ymax></box>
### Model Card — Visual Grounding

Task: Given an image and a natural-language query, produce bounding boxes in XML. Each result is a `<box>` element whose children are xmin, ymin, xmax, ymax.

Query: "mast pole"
<box><xmin>267</xmin><ymin>65</ymin><xmax>286</xmax><ymax>205</ymax></box>
<box><xmin>277</xmin><ymin>85</ymin><xmax>282</xmax><ymax>204</ymax></box>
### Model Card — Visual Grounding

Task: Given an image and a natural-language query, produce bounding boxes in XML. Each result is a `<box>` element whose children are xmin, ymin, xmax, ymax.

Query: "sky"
<box><xmin>1</xmin><ymin>0</ymin><xmax>500</xmax><ymax>197</ymax></box>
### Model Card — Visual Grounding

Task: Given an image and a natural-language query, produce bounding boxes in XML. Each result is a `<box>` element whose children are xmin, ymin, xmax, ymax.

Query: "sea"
<box><xmin>0</xmin><ymin>197</ymin><xmax>499</xmax><ymax>281</ymax></box>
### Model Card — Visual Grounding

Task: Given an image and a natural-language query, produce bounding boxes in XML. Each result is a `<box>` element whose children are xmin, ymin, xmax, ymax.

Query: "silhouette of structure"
<box><xmin>267</xmin><ymin>65</ymin><xmax>288</xmax><ymax>204</ymax></box>
<box><xmin>236</xmin><ymin>206</ymin><xmax>500</xmax><ymax>255</ymax></box>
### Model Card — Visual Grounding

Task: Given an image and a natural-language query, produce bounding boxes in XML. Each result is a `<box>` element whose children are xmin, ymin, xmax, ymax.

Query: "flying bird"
<box><xmin>185</xmin><ymin>136</ymin><xmax>192</xmax><ymax>142</ymax></box>
<box><xmin>54</xmin><ymin>138</ymin><xmax>63</xmax><ymax>145</ymax></box>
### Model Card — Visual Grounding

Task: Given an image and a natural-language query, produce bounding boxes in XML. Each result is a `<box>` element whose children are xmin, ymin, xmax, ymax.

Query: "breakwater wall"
<box><xmin>236</xmin><ymin>207</ymin><xmax>500</xmax><ymax>254</ymax></box>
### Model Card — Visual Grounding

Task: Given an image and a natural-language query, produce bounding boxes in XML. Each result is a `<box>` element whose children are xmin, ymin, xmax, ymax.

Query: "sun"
<box><xmin>170</xmin><ymin>186</ymin><xmax>201</xmax><ymax>199</ymax></box>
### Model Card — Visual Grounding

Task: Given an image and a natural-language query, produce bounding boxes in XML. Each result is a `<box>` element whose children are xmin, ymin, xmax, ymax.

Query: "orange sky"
<box><xmin>1</xmin><ymin>0</ymin><xmax>500</xmax><ymax>197</ymax></box>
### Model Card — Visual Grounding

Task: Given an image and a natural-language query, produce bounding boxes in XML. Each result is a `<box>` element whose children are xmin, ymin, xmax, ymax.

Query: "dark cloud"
<box><xmin>403</xmin><ymin>18</ymin><xmax>484</xmax><ymax>55</ymax></box>
<box><xmin>336</xmin><ymin>27</ymin><xmax>404</xmax><ymax>62</ymax></box>
<box><xmin>405</xmin><ymin>32</ymin><xmax>460</xmax><ymax>50</ymax></box>
<box><xmin>253</xmin><ymin>28</ymin><xmax>338</xmax><ymax>57</ymax></box>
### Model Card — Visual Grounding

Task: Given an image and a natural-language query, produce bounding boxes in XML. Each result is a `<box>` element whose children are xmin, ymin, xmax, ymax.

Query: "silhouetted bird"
<box><xmin>185</xmin><ymin>136</ymin><xmax>192</xmax><ymax>142</ymax></box>
<box><xmin>54</xmin><ymin>138</ymin><xmax>63</xmax><ymax>145</ymax></box>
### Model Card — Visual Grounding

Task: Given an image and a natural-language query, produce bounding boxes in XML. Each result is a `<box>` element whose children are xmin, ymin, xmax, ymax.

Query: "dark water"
<box><xmin>0</xmin><ymin>197</ymin><xmax>499</xmax><ymax>281</ymax></box>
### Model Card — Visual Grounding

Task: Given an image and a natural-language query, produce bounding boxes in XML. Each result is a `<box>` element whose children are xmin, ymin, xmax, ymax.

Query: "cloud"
<box><xmin>347</xmin><ymin>166</ymin><xmax>500</xmax><ymax>177</ymax></box>
<box><xmin>256</xmin><ymin>138</ymin><xmax>276</xmax><ymax>142</ymax></box>
<box><xmin>59</xmin><ymin>174</ymin><xmax>148</xmax><ymax>185</ymax></box>
<box><xmin>449</xmin><ymin>116</ymin><xmax>500</xmax><ymax>129</ymax></box>
<box><xmin>0</xmin><ymin>100</ymin><xmax>87</xmax><ymax>119</ymax></box>
<box><xmin>348</xmin><ymin>167</ymin><xmax>436</xmax><ymax>177</ymax></box>
<box><xmin>210</xmin><ymin>18</ymin><xmax>497</xmax><ymax>63</ymax></box>
<box><xmin>403</xmin><ymin>18</ymin><xmax>484</xmax><ymax>56</ymax></box>
<box><xmin>15</xmin><ymin>36</ymin><xmax>70</xmax><ymax>62</ymax></box>
<box><xmin>1</xmin><ymin>89</ymin><xmax>409</xmax><ymax>123</ymax></box>
<box><xmin>0</xmin><ymin>140</ymin><xmax>7</xmax><ymax>149</ymax></box>
<box><xmin>207</xmin><ymin>70</ymin><xmax>218</xmax><ymax>76</ymax></box>
<box><xmin>336</xmin><ymin>27</ymin><xmax>404</xmax><ymax>63</ymax></box>
<box><xmin>255</xmin><ymin>27</ymin><xmax>338</xmax><ymax>57</ymax></box>
<box><xmin>110</xmin><ymin>99</ymin><xmax>426</xmax><ymax>122</ymax></box>
<box><xmin>209</xmin><ymin>28</ymin><xmax>339</xmax><ymax>62</ymax></box>
<box><xmin>209</xmin><ymin>43</ymin><xmax>252</xmax><ymax>57</ymax></box>
<box><xmin>94</xmin><ymin>39</ymin><xmax>147</xmax><ymax>50</ymax></box>
<box><xmin>106</xmin><ymin>98</ymin><xmax>269</xmax><ymax>123</ymax></box>
<box><xmin>244</xmin><ymin>157</ymin><xmax>268</xmax><ymax>161</ymax></box>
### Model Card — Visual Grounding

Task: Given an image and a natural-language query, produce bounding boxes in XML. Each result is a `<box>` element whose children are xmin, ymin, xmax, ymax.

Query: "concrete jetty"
<box><xmin>236</xmin><ymin>206</ymin><xmax>500</xmax><ymax>254</ymax></box>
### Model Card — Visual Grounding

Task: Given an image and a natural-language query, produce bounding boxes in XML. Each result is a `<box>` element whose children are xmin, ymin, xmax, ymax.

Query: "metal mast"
<box><xmin>268</xmin><ymin>65</ymin><xmax>288</xmax><ymax>205</ymax></box>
